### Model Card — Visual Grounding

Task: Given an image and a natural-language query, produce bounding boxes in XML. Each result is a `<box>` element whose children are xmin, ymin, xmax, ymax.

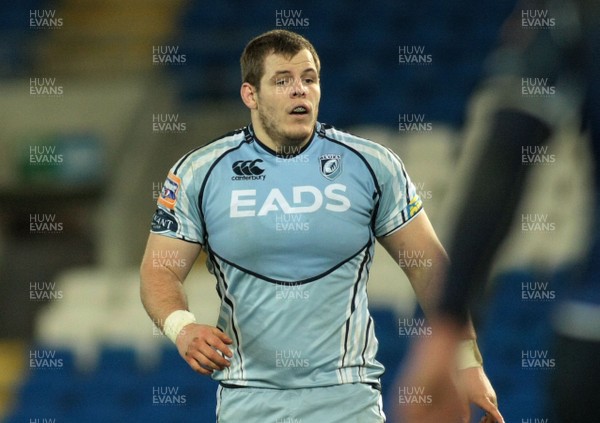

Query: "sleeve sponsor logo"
<box><xmin>158</xmin><ymin>172</ymin><xmax>181</xmax><ymax>209</ymax></box>
<box><xmin>408</xmin><ymin>195</ymin><xmax>423</xmax><ymax>217</ymax></box>
<box><xmin>151</xmin><ymin>209</ymin><xmax>179</xmax><ymax>233</ymax></box>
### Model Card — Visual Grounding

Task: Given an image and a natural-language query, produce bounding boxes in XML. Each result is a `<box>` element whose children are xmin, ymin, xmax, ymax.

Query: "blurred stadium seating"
<box><xmin>0</xmin><ymin>0</ymin><xmax>592</xmax><ymax>421</ymax></box>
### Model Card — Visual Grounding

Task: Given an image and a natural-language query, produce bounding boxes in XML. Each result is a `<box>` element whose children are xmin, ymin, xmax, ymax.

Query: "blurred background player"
<box><xmin>395</xmin><ymin>0</ymin><xmax>600</xmax><ymax>422</ymax></box>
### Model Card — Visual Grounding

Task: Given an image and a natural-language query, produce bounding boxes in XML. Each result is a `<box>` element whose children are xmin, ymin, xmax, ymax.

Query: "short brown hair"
<box><xmin>240</xmin><ymin>29</ymin><xmax>321</xmax><ymax>90</ymax></box>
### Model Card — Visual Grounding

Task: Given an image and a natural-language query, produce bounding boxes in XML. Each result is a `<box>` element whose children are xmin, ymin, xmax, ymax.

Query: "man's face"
<box><xmin>253</xmin><ymin>49</ymin><xmax>320</xmax><ymax>148</ymax></box>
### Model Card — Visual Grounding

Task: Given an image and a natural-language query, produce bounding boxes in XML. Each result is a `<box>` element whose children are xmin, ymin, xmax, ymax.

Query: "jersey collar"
<box><xmin>245</xmin><ymin>123</ymin><xmax>322</xmax><ymax>158</ymax></box>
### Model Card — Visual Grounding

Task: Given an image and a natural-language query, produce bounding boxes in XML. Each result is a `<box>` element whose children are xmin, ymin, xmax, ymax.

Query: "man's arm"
<box><xmin>140</xmin><ymin>233</ymin><xmax>232</xmax><ymax>375</ymax></box>
<box><xmin>377</xmin><ymin>211</ymin><xmax>475</xmax><ymax>339</ymax></box>
<box><xmin>377</xmin><ymin>211</ymin><xmax>503</xmax><ymax>423</ymax></box>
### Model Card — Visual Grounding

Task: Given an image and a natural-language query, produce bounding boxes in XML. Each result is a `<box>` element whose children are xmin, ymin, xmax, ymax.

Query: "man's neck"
<box><xmin>251</xmin><ymin>123</ymin><xmax>313</xmax><ymax>154</ymax></box>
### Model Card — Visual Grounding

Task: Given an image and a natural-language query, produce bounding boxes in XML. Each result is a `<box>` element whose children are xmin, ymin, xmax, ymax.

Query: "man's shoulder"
<box><xmin>173</xmin><ymin>127</ymin><xmax>249</xmax><ymax>174</ymax></box>
<box><xmin>319</xmin><ymin>123</ymin><xmax>401</xmax><ymax>167</ymax></box>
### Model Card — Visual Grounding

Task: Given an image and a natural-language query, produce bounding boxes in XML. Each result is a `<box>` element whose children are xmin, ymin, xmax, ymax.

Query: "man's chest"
<box><xmin>200</xmin><ymin>150</ymin><xmax>377</xmax><ymax>279</ymax></box>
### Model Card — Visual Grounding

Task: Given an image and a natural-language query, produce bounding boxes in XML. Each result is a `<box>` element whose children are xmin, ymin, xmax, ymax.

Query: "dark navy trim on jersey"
<box><xmin>176</xmin><ymin>235</ymin><xmax>203</xmax><ymax>245</ymax></box>
<box><xmin>321</xmin><ymin>133</ymin><xmax>382</xmax><ymax>198</ymax></box>
<box><xmin>340</xmin><ymin>240</ymin><xmax>372</xmax><ymax>369</ymax></box>
<box><xmin>398</xmin><ymin>158</ymin><xmax>411</xmax><ymax>204</ymax></box>
<box><xmin>219</xmin><ymin>382</ymin><xmax>245</xmax><ymax>389</ymax></box>
<box><xmin>210</xmin><ymin>254</ymin><xmax>245</xmax><ymax>381</ymax></box>
<box><xmin>150</xmin><ymin>231</ymin><xmax>204</xmax><ymax>245</ymax></box>
<box><xmin>377</xmin><ymin>206</ymin><xmax>424</xmax><ymax>238</ymax></box>
<box><xmin>361</xmin><ymin>316</ymin><xmax>373</xmax><ymax>367</ymax></box>
<box><xmin>248</xmin><ymin>123</ymin><xmax>317</xmax><ymax>158</ymax></box>
<box><xmin>197</xmin><ymin>137</ymin><xmax>253</xmax><ymax>246</ymax></box>
<box><xmin>320</xmin><ymin>131</ymin><xmax>382</xmax><ymax>234</ymax></box>
<box><xmin>370</xmin><ymin>191</ymin><xmax>380</xmax><ymax>236</ymax></box>
<box><xmin>173</xmin><ymin>128</ymin><xmax>244</xmax><ymax>175</ymax></box>
<box><xmin>207</xmin><ymin>240</ymin><xmax>372</xmax><ymax>285</ymax></box>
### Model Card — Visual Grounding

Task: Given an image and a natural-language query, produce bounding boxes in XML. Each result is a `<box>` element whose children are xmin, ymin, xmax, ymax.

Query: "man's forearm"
<box><xmin>139</xmin><ymin>233</ymin><xmax>201</xmax><ymax>332</ymax></box>
<box><xmin>378</xmin><ymin>212</ymin><xmax>478</xmax><ymax>339</ymax></box>
<box><xmin>140</xmin><ymin>264</ymin><xmax>189</xmax><ymax>331</ymax></box>
<box><xmin>404</xmin><ymin>254</ymin><xmax>477</xmax><ymax>340</ymax></box>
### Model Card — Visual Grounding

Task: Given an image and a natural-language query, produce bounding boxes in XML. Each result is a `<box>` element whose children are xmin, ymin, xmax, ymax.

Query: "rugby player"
<box><xmin>140</xmin><ymin>29</ymin><xmax>501</xmax><ymax>422</ymax></box>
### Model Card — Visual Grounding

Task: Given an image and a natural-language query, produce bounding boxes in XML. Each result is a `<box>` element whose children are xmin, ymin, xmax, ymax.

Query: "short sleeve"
<box><xmin>373</xmin><ymin>147</ymin><xmax>423</xmax><ymax>237</ymax></box>
<box><xmin>150</xmin><ymin>160</ymin><xmax>204</xmax><ymax>244</ymax></box>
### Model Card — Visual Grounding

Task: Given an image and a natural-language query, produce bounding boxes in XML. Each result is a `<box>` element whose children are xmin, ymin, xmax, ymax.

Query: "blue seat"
<box><xmin>96</xmin><ymin>346</ymin><xmax>140</xmax><ymax>375</ymax></box>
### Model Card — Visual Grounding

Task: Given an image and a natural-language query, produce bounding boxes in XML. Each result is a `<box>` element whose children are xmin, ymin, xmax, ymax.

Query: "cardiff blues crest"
<box><xmin>319</xmin><ymin>154</ymin><xmax>342</xmax><ymax>180</ymax></box>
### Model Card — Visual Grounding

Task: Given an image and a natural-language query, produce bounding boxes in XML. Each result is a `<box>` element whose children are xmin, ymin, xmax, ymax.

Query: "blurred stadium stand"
<box><xmin>0</xmin><ymin>0</ymin><xmax>593</xmax><ymax>421</ymax></box>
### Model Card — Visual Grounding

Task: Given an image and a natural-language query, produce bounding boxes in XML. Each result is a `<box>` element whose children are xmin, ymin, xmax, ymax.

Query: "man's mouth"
<box><xmin>290</xmin><ymin>106</ymin><xmax>309</xmax><ymax>115</ymax></box>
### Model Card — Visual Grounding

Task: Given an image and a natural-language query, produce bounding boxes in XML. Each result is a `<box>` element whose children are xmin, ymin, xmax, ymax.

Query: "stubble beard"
<box><xmin>258</xmin><ymin>106</ymin><xmax>315</xmax><ymax>149</ymax></box>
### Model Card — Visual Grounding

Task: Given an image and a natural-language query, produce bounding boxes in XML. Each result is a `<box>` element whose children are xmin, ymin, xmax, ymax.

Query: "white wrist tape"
<box><xmin>163</xmin><ymin>310</ymin><xmax>196</xmax><ymax>344</ymax></box>
<box><xmin>457</xmin><ymin>339</ymin><xmax>483</xmax><ymax>369</ymax></box>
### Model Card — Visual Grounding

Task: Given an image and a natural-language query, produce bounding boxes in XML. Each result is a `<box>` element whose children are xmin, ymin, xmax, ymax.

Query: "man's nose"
<box><xmin>290</xmin><ymin>79</ymin><xmax>307</xmax><ymax>97</ymax></box>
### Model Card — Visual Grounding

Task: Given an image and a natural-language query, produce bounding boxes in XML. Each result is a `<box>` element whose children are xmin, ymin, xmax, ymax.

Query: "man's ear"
<box><xmin>240</xmin><ymin>82</ymin><xmax>258</xmax><ymax>109</ymax></box>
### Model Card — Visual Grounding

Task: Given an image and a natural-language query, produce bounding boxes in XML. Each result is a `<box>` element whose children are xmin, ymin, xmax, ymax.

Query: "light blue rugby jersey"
<box><xmin>151</xmin><ymin>122</ymin><xmax>423</xmax><ymax>389</ymax></box>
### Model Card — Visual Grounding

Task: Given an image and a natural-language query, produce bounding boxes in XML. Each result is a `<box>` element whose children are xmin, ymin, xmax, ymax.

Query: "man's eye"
<box><xmin>304</xmin><ymin>78</ymin><xmax>314</xmax><ymax>84</ymax></box>
<box><xmin>276</xmin><ymin>78</ymin><xmax>292</xmax><ymax>86</ymax></box>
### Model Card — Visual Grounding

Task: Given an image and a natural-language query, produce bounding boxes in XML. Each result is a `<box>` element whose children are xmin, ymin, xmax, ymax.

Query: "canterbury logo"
<box><xmin>232</xmin><ymin>159</ymin><xmax>265</xmax><ymax>176</ymax></box>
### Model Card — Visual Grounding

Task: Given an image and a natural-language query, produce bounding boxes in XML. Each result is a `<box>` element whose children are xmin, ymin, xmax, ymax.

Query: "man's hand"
<box><xmin>176</xmin><ymin>323</ymin><xmax>234</xmax><ymax>376</ymax></box>
<box><xmin>459</xmin><ymin>367</ymin><xmax>503</xmax><ymax>423</ymax></box>
<box><xmin>395</xmin><ymin>327</ymin><xmax>468</xmax><ymax>423</ymax></box>
<box><xmin>394</xmin><ymin>320</ymin><xmax>504</xmax><ymax>423</ymax></box>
